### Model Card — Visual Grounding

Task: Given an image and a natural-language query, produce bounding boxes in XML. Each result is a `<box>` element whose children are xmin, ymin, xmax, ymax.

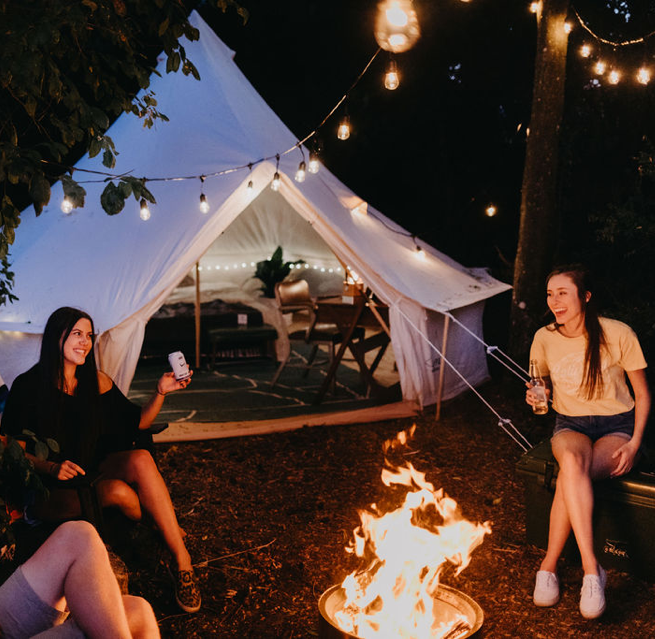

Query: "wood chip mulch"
<box><xmin>120</xmin><ymin>377</ymin><xmax>655</xmax><ymax>638</ymax></box>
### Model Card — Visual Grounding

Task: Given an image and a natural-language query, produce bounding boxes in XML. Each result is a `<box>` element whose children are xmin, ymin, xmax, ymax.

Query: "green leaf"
<box><xmin>102</xmin><ymin>148</ymin><xmax>116</xmax><ymax>169</ymax></box>
<box><xmin>61</xmin><ymin>175</ymin><xmax>86</xmax><ymax>208</ymax></box>
<box><xmin>100</xmin><ymin>182</ymin><xmax>126</xmax><ymax>215</ymax></box>
<box><xmin>29</xmin><ymin>172</ymin><xmax>51</xmax><ymax>215</ymax></box>
<box><xmin>158</xmin><ymin>18</ymin><xmax>169</xmax><ymax>37</ymax></box>
<box><xmin>34</xmin><ymin>440</ymin><xmax>48</xmax><ymax>460</ymax></box>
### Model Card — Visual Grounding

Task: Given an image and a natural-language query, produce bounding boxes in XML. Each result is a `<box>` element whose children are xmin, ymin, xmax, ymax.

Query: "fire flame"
<box><xmin>335</xmin><ymin>426</ymin><xmax>491</xmax><ymax>638</ymax></box>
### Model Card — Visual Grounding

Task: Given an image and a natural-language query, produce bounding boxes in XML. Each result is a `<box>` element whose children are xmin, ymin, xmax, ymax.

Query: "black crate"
<box><xmin>516</xmin><ymin>439</ymin><xmax>655</xmax><ymax>580</ymax></box>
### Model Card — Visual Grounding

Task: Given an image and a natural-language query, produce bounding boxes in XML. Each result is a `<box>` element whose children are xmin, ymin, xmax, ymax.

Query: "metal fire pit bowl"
<box><xmin>318</xmin><ymin>583</ymin><xmax>483</xmax><ymax>639</ymax></box>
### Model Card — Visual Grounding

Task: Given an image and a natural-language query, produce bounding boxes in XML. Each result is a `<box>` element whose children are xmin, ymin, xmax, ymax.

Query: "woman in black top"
<box><xmin>2</xmin><ymin>307</ymin><xmax>201</xmax><ymax>613</ymax></box>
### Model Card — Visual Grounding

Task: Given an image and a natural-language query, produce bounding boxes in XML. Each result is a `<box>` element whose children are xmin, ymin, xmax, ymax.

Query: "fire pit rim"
<box><xmin>318</xmin><ymin>582</ymin><xmax>484</xmax><ymax>638</ymax></box>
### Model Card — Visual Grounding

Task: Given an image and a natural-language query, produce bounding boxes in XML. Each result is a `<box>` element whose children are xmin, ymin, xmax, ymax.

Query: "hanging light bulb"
<box><xmin>529</xmin><ymin>1</ymin><xmax>540</xmax><ymax>14</ymax></box>
<box><xmin>198</xmin><ymin>176</ymin><xmax>209</xmax><ymax>213</ymax></box>
<box><xmin>384</xmin><ymin>58</ymin><xmax>400</xmax><ymax>90</ymax></box>
<box><xmin>247</xmin><ymin>179</ymin><xmax>254</xmax><ymax>197</ymax></box>
<box><xmin>580</xmin><ymin>44</ymin><xmax>591</xmax><ymax>58</ymax></box>
<box><xmin>485</xmin><ymin>204</ymin><xmax>497</xmax><ymax>217</ymax></box>
<box><xmin>337</xmin><ymin>115</ymin><xmax>351</xmax><ymax>140</ymax></box>
<box><xmin>594</xmin><ymin>60</ymin><xmax>606</xmax><ymax>75</ymax></box>
<box><xmin>295</xmin><ymin>160</ymin><xmax>306</xmax><ymax>183</ymax></box>
<box><xmin>61</xmin><ymin>197</ymin><xmax>73</xmax><ymax>214</ymax></box>
<box><xmin>308</xmin><ymin>150</ymin><xmax>320</xmax><ymax>174</ymax></box>
<box><xmin>637</xmin><ymin>67</ymin><xmax>651</xmax><ymax>85</ymax></box>
<box><xmin>608</xmin><ymin>69</ymin><xmax>620</xmax><ymax>85</ymax></box>
<box><xmin>415</xmin><ymin>244</ymin><xmax>426</xmax><ymax>261</ymax></box>
<box><xmin>271</xmin><ymin>171</ymin><xmax>281</xmax><ymax>191</ymax></box>
<box><xmin>199</xmin><ymin>193</ymin><xmax>210</xmax><ymax>214</ymax></box>
<box><xmin>563</xmin><ymin>21</ymin><xmax>572</xmax><ymax>34</ymax></box>
<box><xmin>374</xmin><ymin>0</ymin><xmax>420</xmax><ymax>53</ymax></box>
<box><xmin>139</xmin><ymin>198</ymin><xmax>151</xmax><ymax>221</ymax></box>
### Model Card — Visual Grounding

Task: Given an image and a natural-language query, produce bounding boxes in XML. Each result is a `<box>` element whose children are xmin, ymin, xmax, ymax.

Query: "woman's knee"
<box><xmin>98</xmin><ymin>479</ymin><xmax>141</xmax><ymax>518</ymax></box>
<box><xmin>557</xmin><ymin>448</ymin><xmax>591</xmax><ymax>476</ymax></box>
<box><xmin>50</xmin><ymin>520</ymin><xmax>104</xmax><ymax>555</ymax></box>
<box><xmin>122</xmin><ymin>595</ymin><xmax>160</xmax><ymax>638</ymax></box>
<box><xmin>122</xmin><ymin>449</ymin><xmax>159</xmax><ymax>480</ymax></box>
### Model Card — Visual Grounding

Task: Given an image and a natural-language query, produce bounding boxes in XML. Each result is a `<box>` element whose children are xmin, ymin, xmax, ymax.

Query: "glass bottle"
<box><xmin>529</xmin><ymin>360</ymin><xmax>549</xmax><ymax>415</ymax></box>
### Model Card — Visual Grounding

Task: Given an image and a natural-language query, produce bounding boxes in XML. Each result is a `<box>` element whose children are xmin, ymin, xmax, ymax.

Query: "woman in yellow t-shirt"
<box><xmin>526</xmin><ymin>265</ymin><xmax>650</xmax><ymax>620</ymax></box>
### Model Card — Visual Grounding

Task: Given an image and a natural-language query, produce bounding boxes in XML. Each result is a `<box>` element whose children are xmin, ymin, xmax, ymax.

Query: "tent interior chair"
<box><xmin>271</xmin><ymin>279</ymin><xmax>363</xmax><ymax>390</ymax></box>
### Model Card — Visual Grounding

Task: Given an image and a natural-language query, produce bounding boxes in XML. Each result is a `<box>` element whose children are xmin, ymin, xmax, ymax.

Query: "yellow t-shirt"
<box><xmin>529</xmin><ymin>317</ymin><xmax>647</xmax><ymax>416</ymax></box>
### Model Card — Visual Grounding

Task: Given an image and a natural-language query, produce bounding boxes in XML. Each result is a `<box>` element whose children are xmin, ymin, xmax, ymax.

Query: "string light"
<box><xmin>637</xmin><ymin>67</ymin><xmax>651</xmax><ymax>85</ymax></box>
<box><xmin>529</xmin><ymin>2</ymin><xmax>540</xmax><ymax>14</ymax></box>
<box><xmin>139</xmin><ymin>198</ymin><xmax>151</xmax><ymax>221</ymax></box>
<box><xmin>485</xmin><ymin>204</ymin><xmax>497</xmax><ymax>217</ymax></box>
<box><xmin>412</xmin><ymin>236</ymin><xmax>426</xmax><ymax>261</ymax></box>
<box><xmin>580</xmin><ymin>44</ymin><xmax>592</xmax><ymax>58</ymax></box>
<box><xmin>337</xmin><ymin>114</ymin><xmax>351</xmax><ymax>140</ymax></box>
<box><xmin>563</xmin><ymin>21</ymin><xmax>572</xmax><ymax>34</ymax></box>
<box><xmin>61</xmin><ymin>197</ymin><xmax>73</xmax><ymax>214</ymax></box>
<box><xmin>308</xmin><ymin>150</ymin><xmax>320</xmax><ymax>174</ymax></box>
<box><xmin>608</xmin><ymin>69</ymin><xmax>621</xmax><ymax>84</ymax></box>
<box><xmin>271</xmin><ymin>154</ymin><xmax>281</xmax><ymax>191</ymax></box>
<box><xmin>384</xmin><ymin>58</ymin><xmax>400</xmax><ymax>90</ymax></box>
<box><xmin>199</xmin><ymin>176</ymin><xmax>209</xmax><ymax>213</ymax></box>
<box><xmin>594</xmin><ymin>60</ymin><xmax>606</xmax><ymax>75</ymax></box>
<box><xmin>295</xmin><ymin>160</ymin><xmax>306</xmax><ymax>183</ymax></box>
<box><xmin>374</xmin><ymin>0</ymin><xmax>420</xmax><ymax>53</ymax></box>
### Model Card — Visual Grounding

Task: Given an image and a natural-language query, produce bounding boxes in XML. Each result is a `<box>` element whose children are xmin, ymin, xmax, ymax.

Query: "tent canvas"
<box><xmin>0</xmin><ymin>11</ymin><xmax>511</xmax><ymax>408</ymax></box>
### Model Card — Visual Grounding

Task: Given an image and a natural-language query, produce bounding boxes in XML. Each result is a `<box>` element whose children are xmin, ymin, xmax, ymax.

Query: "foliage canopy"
<box><xmin>0</xmin><ymin>0</ymin><xmax>245</xmax><ymax>305</ymax></box>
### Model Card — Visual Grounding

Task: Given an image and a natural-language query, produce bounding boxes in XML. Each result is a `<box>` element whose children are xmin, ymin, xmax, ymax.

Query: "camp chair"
<box><xmin>271</xmin><ymin>279</ymin><xmax>363</xmax><ymax>389</ymax></box>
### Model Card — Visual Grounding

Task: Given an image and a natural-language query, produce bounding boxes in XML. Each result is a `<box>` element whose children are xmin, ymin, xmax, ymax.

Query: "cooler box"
<box><xmin>516</xmin><ymin>439</ymin><xmax>655</xmax><ymax>581</ymax></box>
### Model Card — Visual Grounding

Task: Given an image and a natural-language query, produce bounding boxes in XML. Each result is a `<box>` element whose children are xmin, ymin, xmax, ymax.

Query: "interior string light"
<box><xmin>563</xmin><ymin>21</ymin><xmax>572</xmax><ymax>34</ymax></box>
<box><xmin>580</xmin><ymin>44</ymin><xmax>592</xmax><ymax>58</ymax></box>
<box><xmin>485</xmin><ymin>204</ymin><xmax>497</xmax><ymax>217</ymax></box>
<box><xmin>413</xmin><ymin>236</ymin><xmax>426</xmax><ymax>261</ymax></box>
<box><xmin>608</xmin><ymin>69</ymin><xmax>621</xmax><ymax>84</ymax></box>
<box><xmin>529</xmin><ymin>1</ymin><xmax>540</xmax><ymax>14</ymax></box>
<box><xmin>594</xmin><ymin>60</ymin><xmax>606</xmax><ymax>75</ymax></box>
<box><xmin>139</xmin><ymin>198</ymin><xmax>151</xmax><ymax>221</ymax></box>
<box><xmin>384</xmin><ymin>57</ymin><xmax>400</xmax><ymax>90</ymax></box>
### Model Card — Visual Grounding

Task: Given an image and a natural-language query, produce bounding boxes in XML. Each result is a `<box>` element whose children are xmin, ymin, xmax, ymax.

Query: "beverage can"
<box><xmin>168</xmin><ymin>351</ymin><xmax>190</xmax><ymax>381</ymax></box>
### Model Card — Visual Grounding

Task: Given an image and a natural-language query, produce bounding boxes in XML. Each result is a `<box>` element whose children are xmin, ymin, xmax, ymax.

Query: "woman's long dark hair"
<box><xmin>38</xmin><ymin>307</ymin><xmax>101</xmax><ymax>467</ymax></box>
<box><xmin>547</xmin><ymin>265</ymin><xmax>606</xmax><ymax>400</ymax></box>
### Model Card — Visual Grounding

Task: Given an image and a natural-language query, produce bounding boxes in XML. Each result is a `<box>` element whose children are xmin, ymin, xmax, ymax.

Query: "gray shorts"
<box><xmin>552</xmin><ymin>408</ymin><xmax>635</xmax><ymax>443</ymax></box>
<box><xmin>0</xmin><ymin>566</ymin><xmax>83</xmax><ymax>639</ymax></box>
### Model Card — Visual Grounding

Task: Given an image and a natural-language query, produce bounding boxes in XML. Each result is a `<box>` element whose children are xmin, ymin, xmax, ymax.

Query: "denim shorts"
<box><xmin>552</xmin><ymin>408</ymin><xmax>635</xmax><ymax>443</ymax></box>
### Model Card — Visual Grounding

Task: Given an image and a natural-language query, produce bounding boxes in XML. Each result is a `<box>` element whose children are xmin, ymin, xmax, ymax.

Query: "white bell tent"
<box><xmin>0</xmin><ymin>11</ymin><xmax>511</xmax><ymax>408</ymax></box>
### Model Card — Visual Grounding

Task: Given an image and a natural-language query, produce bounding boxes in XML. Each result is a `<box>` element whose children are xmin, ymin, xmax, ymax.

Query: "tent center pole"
<box><xmin>435</xmin><ymin>314</ymin><xmax>450</xmax><ymax>421</ymax></box>
<box><xmin>195</xmin><ymin>261</ymin><xmax>201</xmax><ymax>368</ymax></box>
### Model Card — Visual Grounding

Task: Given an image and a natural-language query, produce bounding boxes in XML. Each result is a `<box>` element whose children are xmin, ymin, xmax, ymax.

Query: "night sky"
<box><xmin>195</xmin><ymin>0</ymin><xmax>655</xmax><ymax>281</ymax></box>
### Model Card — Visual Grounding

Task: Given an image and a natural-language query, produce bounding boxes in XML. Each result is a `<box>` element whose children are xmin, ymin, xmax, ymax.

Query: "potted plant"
<box><xmin>253</xmin><ymin>246</ymin><xmax>305</xmax><ymax>298</ymax></box>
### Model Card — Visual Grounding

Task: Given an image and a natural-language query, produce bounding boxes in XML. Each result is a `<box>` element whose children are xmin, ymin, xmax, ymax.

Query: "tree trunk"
<box><xmin>510</xmin><ymin>0</ymin><xmax>570</xmax><ymax>361</ymax></box>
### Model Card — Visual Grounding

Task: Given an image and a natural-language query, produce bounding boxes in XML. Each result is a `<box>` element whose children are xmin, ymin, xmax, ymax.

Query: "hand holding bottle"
<box><xmin>526</xmin><ymin>360</ymin><xmax>549</xmax><ymax>415</ymax></box>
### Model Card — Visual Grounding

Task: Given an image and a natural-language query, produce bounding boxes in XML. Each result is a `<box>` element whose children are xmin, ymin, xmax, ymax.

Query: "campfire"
<box><xmin>319</xmin><ymin>426</ymin><xmax>491</xmax><ymax>639</ymax></box>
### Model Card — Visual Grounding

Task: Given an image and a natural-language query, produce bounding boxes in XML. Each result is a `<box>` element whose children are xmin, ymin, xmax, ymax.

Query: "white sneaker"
<box><xmin>533</xmin><ymin>570</ymin><xmax>560</xmax><ymax>607</ymax></box>
<box><xmin>579</xmin><ymin>565</ymin><xmax>607</xmax><ymax>619</ymax></box>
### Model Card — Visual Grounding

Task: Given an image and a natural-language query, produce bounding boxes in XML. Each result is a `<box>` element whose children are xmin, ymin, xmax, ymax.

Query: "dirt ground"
<box><xmin>118</xmin><ymin>376</ymin><xmax>655</xmax><ymax>638</ymax></box>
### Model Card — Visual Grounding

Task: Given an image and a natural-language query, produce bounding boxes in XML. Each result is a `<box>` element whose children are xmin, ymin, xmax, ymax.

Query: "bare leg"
<box><xmin>539</xmin><ymin>479</ymin><xmax>572</xmax><ymax>573</ymax></box>
<box><xmin>100</xmin><ymin>450</ymin><xmax>192</xmax><ymax>571</ymax></box>
<box><xmin>96</xmin><ymin>478</ymin><xmax>142</xmax><ymax>521</ymax></box>
<box><xmin>549</xmin><ymin>432</ymin><xmax>629</xmax><ymax>575</ymax></box>
<box><xmin>551</xmin><ymin>431</ymin><xmax>597</xmax><ymax>575</ymax></box>
<box><xmin>21</xmin><ymin>521</ymin><xmax>158</xmax><ymax>639</ymax></box>
<box><xmin>122</xmin><ymin>595</ymin><xmax>161</xmax><ymax>639</ymax></box>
